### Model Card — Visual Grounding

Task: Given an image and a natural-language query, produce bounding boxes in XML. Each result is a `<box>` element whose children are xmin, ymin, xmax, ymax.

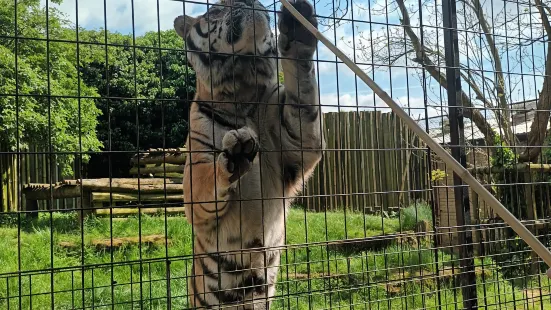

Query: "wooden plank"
<box><xmin>95</xmin><ymin>207</ymin><xmax>185</xmax><ymax>216</ymax></box>
<box><xmin>129</xmin><ymin>164</ymin><xmax>184</xmax><ymax>176</ymax></box>
<box><xmin>327</xmin><ymin>113</ymin><xmax>336</xmax><ymax>211</ymax></box>
<box><xmin>342</xmin><ymin>111</ymin><xmax>350</xmax><ymax>209</ymax></box>
<box><xmin>336</xmin><ymin>112</ymin><xmax>344</xmax><ymax>209</ymax></box>
<box><xmin>92</xmin><ymin>192</ymin><xmax>184</xmax><ymax>202</ymax></box>
<box><xmin>63</xmin><ymin>178</ymin><xmax>182</xmax><ymax>186</ymax></box>
<box><xmin>130</xmin><ymin>148</ymin><xmax>187</xmax><ymax>165</ymax></box>
<box><xmin>524</xmin><ymin>171</ymin><xmax>539</xmax><ymax>274</ymax></box>
<box><xmin>349</xmin><ymin>112</ymin><xmax>361</xmax><ymax>211</ymax></box>
<box><xmin>24</xmin><ymin>182</ymin><xmax>182</xmax><ymax>201</ymax></box>
<box><xmin>365</xmin><ymin>111</ymin><xmax>374</xmax><ymax>209</ymax></box>
<box><xmin>321</xmin><ymin>113</ymin><xmax>331</xmax><ymax>211</ymax></box>
<box><xmin>23</xmin><ymin>184</ymin><xmax>83</xmax><ymax>200</ymax></box>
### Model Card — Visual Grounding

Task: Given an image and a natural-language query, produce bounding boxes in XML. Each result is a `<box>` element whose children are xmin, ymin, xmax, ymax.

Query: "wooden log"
<box><xmin>468</xmin><ymin>163</ymin><xmax>551</xmax><ymax>174</ymax></box>
<box><xmin>91</xmin><ymin>192</ymin><xmax>184</xmax><ymax>202</ymax></box>
<box><xmin>63</xmin><ymin>178</ymin><xmax>181</xmax><ymax>186</ymax></box>
<box><xmin>94</xmin><ymin>207</ymin><xmax>185</xmax><ymax>216</ymax></box>
<box><xmin>24</xmin><ymin>182</ymin><xmax>182</xmax><ymax>201</ymax></box>
<box><xmin>130</xmin><ymin>148</ymin><xmax>187</xmax><ymax>165</ymax></box>
<box><xmin>23</xmin><ymin>184</ymin><xmax>83</xmax><ymax>200</ymax></box>
<box><xmin>25</xmin><ymin>198</ymin><xmax>39</xmax><ymax>218</ymax></box>
<box><xmin>82</xmin><ymin>183</ymin><xmax>182</xmax><ymax>194</ymax></box>
<box><xmin>129</xmin><ymin>164</ymin><xmax>184</xmax><ymax>176</ymax></box>
<box><xmin>153</xmin><ymin>173</ymin><xmax>183</xmax><ymax>179</ymax></box>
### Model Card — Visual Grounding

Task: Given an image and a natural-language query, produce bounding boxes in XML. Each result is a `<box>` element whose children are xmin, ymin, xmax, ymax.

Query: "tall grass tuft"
<box><xmin>399</xmin><ymin>202</ymin><xmax>433</xmax><ymax>231</ymax></box>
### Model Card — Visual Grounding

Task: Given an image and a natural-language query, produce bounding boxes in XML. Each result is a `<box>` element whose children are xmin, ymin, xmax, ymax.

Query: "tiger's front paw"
<box><xmin>217</xmin><ymin>127</ymin><xmax>259</xmax><ymax>184</ymax></box>
<box><xmin>278</xmin><ymin>0</ymin><xmax>318</xmax><ymax>57</ymax></box>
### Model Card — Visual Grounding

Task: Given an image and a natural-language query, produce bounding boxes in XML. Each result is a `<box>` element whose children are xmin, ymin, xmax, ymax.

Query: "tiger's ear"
<box><xmin>174</xmin><ymin>15</ymin><xmax>196</xmax><ymax>39</ymax></box>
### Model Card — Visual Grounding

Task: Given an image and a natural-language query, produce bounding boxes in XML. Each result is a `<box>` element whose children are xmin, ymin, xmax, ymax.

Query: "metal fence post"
<box><xmin>442</xmin><ymin>0</ymin><xmax>479</xmax><ymax>308</ymax></box>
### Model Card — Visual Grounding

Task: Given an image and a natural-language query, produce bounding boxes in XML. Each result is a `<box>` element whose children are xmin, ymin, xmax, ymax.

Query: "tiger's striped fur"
<box><xmin>174</xmin><ymin>0</ymin><xmax>323</xmax><ymax>308</ymax></box>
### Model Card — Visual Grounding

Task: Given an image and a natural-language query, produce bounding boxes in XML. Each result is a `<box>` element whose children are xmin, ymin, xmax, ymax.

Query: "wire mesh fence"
<box><xmin>1</xmin><ymin>0</ymin><xmax>551</xmax><ymax>308</ymax></box>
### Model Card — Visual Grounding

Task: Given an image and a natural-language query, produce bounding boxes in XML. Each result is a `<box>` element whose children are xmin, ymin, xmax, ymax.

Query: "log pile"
<box><xmin>131</xmin><ymin>148</ymin><xmax>187</xmax><ymax>165</ymax></box>
<box><xmin>130</xmin><ymin>148</ymin><xmax>187</xmax><ymax>177</ymax></box>
<box><xmin>22</xmin><ymin>148</ymin><xmax>187</xmax><ymax>218</ymax></box>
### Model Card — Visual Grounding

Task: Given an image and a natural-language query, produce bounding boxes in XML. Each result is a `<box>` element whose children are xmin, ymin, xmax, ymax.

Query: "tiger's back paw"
<box><xmin>217</xmin><ymin>127</ymin><xmax>259</xmax><ymax>183</ymax></box>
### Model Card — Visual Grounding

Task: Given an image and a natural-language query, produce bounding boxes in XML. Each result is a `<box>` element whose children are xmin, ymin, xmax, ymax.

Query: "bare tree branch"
<box><xmin>470</xmin><ymin>0</ymin><xmax>516</xmax><ymax>145</ymax></box>
<box><xmin>519</xmin><ymin>0</ymin><xmax>551</xmax><ymax>162</ymax></box>
<box><xmin>396</xmin><ymin>0</ymin><xmax>497</xmax><ymax>148</ymax></box>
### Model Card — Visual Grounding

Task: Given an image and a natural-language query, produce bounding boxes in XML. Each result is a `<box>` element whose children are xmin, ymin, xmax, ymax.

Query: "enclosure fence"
<box><xmin>2</xmin><ymin>0</ymin><xmax>551</xmax><ymax>309</ymax></box>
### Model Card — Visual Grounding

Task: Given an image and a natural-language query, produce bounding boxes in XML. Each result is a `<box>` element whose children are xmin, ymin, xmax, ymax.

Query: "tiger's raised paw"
<box><xmin>278</xmin><ymin>0</ymin><xmax>318</xmax><ymax>55</ymax></box>
<box><xmin>218</xmin><ymin>127</ymin><xmax>259</xmax><ymax>184</ymax></box>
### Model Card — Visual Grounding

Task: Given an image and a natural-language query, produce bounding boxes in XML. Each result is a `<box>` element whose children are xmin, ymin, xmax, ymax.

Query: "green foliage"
<box><xmin>0</xmin><ymin>0</ymin><xmax>196</xmax><ymax>177</ymax></box>
<box><xmin>490</xmin><ymin>134</ymin><xmax>516</xmax><ymax>168</ymax></box>
<box><xmin>399</xmin><ymin>202</ymin><xmax>433</xmax><ymax>231</ymax></box>
<box><xmin>278</xmin><ymin>71</ymin><xmax>284</xmax><ymax>84</ymax></box>
<box><xmin>0</xmin><ymin>0</ymin><xmax>102</xmax><ymax>175</ymax></box>
<box><xmin>78</xmin><ymin>29</ymin><xmax>196</xmax><ymax>177</ymax></box>
<box><xmin>430</xmin><ymin>169</ymin><xmax>447</xmax><ymax>182</ymax></box>
<box><xmin>488</xmin><ymin>132</ymin><xmax>539</xmax><ymax>280</ymax></box>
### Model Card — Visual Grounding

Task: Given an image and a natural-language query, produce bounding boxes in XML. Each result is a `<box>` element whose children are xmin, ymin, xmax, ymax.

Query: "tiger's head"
<box><xmin>174</xmin><ymin>0</ymin><xmax>277</xmax><ymax>91</ymax></box>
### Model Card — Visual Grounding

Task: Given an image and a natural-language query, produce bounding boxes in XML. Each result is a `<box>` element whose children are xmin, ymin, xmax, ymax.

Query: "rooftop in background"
<box><xmin>417</xmin><ymin>99</ymin><xmax>549</xmax><ymax>144</ymax></box>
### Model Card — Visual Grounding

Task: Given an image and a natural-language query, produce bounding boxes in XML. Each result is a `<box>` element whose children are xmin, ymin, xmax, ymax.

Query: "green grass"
<box><xmin>398</xmin><ymin>202</ymin><xmax>433</xmax><ymax>231</ymax></box>
<box><xmin>0</xmin><ymin>207</ymin><xmax>549</xmax><ymax>309</ymax></box>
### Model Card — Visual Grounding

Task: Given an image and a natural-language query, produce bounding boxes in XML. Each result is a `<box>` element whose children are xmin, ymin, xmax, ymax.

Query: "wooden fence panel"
<box><xmin>1</xmin><ymin>145</ymin><xmax>80</xmax><ymax>212</ymax></box>
<box><xmin>2</xmin><ymin>111</ymin><xmax>430</xmax><ymax>213</ymax></box>
<box><xmin>302</xmin><ymin>111</ymin><xmax>429</xmax><ymax>212</ymax></box>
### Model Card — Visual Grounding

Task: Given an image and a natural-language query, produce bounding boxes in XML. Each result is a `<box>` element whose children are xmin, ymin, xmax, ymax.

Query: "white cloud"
<box><xmin>47</xmin><ymin>0</ymin><xmax>207</xmax><ymax>35</ymax></box>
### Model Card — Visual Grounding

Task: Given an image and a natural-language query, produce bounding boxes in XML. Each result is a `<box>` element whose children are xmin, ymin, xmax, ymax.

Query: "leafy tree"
<box><xmin>0</xmin><ymin>0</ymin><xmax>196</xmax><ymax>178</ymax></box>
<box><xmin>0</xmin><ymin>0</ymin><xmax>102</xmax><ymax>176</ymax></box>
<box><xmin>79</xmin><ymin>29</ymin><xmax>195</xmax><ymax>177</ymax></box>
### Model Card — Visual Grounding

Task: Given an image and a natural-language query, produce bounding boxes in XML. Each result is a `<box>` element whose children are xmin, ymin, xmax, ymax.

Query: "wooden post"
<box><xmin>525</xmin><ymin>170</ymin><xmax>539</xmax><ymax>274</ymax></box>
<box><xmin>80</xmin><ymin>190</ymin><xmax>93</xmax><ymax>222</ymax></box>
<box><xmin>26</xmin><ymin>198</ymin><xmax>39</xmax><ymax>219</ymax></box>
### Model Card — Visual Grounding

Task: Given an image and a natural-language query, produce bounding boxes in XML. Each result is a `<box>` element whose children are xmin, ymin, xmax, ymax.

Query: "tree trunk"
<box><xmin>396</xmin><ymin>0</ymin><xmax>497</xmax><ymax>150</ymax></box>
<box><xmin>519</xmin><ymin>0</ymin><xmax>551</xmax><ymax>162</ymax></box>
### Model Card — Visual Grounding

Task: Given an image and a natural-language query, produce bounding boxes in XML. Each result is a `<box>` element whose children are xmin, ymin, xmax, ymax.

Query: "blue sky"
<box><xmin>46</xmin><ymin>0</ymin><xmax>545</xmax><ymax>122</ymax></box>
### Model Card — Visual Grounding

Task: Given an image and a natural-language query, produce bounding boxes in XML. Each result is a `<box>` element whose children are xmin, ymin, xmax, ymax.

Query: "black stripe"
<box><xmin>208</xmin><ymin>284</ymin><xmax>242</xmax><ymax>304</ymax></box>
<box><xmin>198</xmin><ymin>105</ymin><xmax>242</xmax><ymax>129</ymax></box>
<box><xmin>190</xmin><ymin>159</ymin><xmax>213</xmax><ymax>166</ymax></box>
<box><xmin>283</xmin><ymin>164</ymin><xmax>300</xmax><ymax>186</ymax></box>
<box><xmin>280</xmin><ymin>105</ymin><xmax>300</xmax><ymax>141</ymax></box>
<box><xmin>190</xmin><ymin>130</ymin><xmax>211</xmax><ymax>141</ymax></box>
<box><xmin>190</xmin><ymin>136</ymin><xmax>219</xmax><ymax>151</ymax></box>
<box><xmin>268</xmin><ymin>85</ymin><xmax>282</xmax><ymax>100</ymax></box>
<box><xmin>186</xmin><ymin>37</ymin><xmax>212</xmax><ymax>65</ymax></box>
<box><xmin>226</xmin><ymin>14</ymin><xmax>243</xmax><ymax>44</ymax></box>
<box><xmin>195</xmin><ymin>22</ymin><xmax>209</xmax><ymax>38</ymax></box>
<box><xmin>191</xmin><ymin>268</ymin><xmax>212</xmax><ymax>309</ymax></box>
<box><xmin>197</xmin><ymin>236</ymin><xmax>246</xmax><ymax>273</ymax></box>
<box><xmin>198</xmin><ymin>201</ymin><xmax>228</xmax><ymax>214</ymax></box>
<box><xmin>261</xmin><ymin>46</ymin><xmax>277</xmax><ymax>57</ymax></box>
<box><xmin>238</xmin><ymin>274</ymin><xmax>266</xmax><ymax>296</ymax></box>
<box><xmin>227</xmin><ymin>235</ymin><xmax>242</xmax><ymax>244</ymax></box>
<box><xmin>245</xmin><ymin>238</ymin><xmax>263</xmax><ymax>249</ymax></box>
<box><xmin>198</xmin><ymin>257</ymin><xmax>218</xmax><ymax>280</ymax></box>
<box><xmin>186</xmin><ymin>37</ymin><xmax>201</xmax><ymax>52</ymax></box>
